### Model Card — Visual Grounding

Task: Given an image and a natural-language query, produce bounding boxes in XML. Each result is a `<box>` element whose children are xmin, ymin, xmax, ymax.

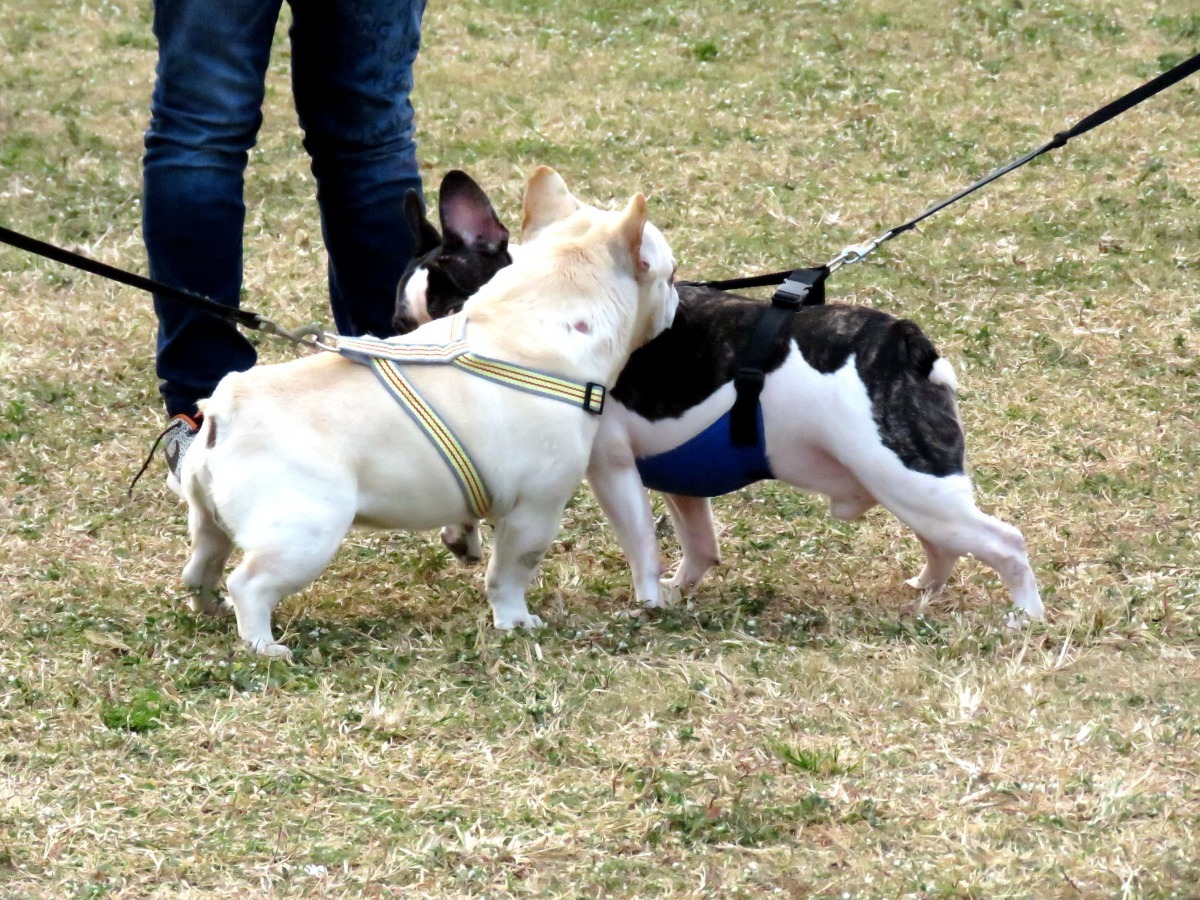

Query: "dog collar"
<box><xmin>336</xmin><ymin>316</ymin><xmax>606</xmax><ymax>414</ymax></box>
<box><xmin>335</xmin><ymin>315</ymin><xmax>606</xmax><ymax>518</ymax></box>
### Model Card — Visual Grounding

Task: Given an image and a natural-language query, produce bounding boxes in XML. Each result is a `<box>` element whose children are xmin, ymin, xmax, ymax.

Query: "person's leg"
<box><xmin>288</xmin><ymin>0</ymin><xmax>425</xmax><ymax>339</ymax></box>
<box><xmin>143</xmin><ymin>0</ymin><xmax>284</xmax><ymax>417</ymax></box>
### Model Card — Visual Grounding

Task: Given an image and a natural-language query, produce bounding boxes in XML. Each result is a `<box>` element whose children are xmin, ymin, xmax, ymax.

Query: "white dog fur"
<box><xmin>178</xmin><ymin>167</ymin><xmax>679</xmax><ymax>657</ymax></box>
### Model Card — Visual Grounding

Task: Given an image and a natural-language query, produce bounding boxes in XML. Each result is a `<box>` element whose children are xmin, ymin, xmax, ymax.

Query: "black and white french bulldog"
<box><xmin>396</xmin><ymin>171</ymin><xmax>1044</xmax><ymax>626</ymax></box>
<box><xmin>392</xmin><ymin>170</ymin><xmax>513</xmax><ymax>334</ymax></box>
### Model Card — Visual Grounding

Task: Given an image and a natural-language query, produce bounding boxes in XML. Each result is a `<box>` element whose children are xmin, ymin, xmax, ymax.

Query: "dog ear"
<box><xmin>522</xmin><ymin>166</ymin><xmax>580</xmax><ymax>241</ymax></box>
<box><xmin>439</xmin><ymin>170</ymin><xmax>509</xmax><ymax>253</ymax></box>
<box><xmin>405</xmin><ymin>190</ymin><xmax>442</xmax><ymax>256</ymax></box>
<box><xmin>613</xmin><ymin>193</ymin><xmax>649</xmax><ymax>277</ymax></box>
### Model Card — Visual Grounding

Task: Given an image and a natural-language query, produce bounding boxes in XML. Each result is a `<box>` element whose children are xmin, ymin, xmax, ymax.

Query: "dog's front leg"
<box><xmin>182</xmin><ymin>501</ymin><xmax>235</xmax><ymax>617</ymax></box>
<box><xmin>661</xmin><ymin>493</ymin><xmax>720</xmax><ymax>600</ymax></box>
<box><xmin>587</xmin><ymin>456</ymin><xmax>664</xmax><ymax>608</ymax></box>
<box><xmin>485</xmin><ymin>505</ymin><xmax>563</xmax><ymax>629</ymax></box>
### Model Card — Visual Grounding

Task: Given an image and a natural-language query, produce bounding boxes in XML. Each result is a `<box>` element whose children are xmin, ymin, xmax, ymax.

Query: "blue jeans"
<box><xmin>144</xmin><ymin>0</ymin><xmax>425</xmax><ymax>417</ymax></box>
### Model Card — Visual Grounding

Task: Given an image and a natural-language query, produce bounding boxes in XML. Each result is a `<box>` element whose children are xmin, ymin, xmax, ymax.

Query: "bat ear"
<box><xmin>438</xmin><ymin>170</ymin><xmax>509</xmax><ymax>252</ymax></box>
<box><xmin>521</xmin><ymin>166</ymin><xmax>580</xmax><ymax>241</ymax></box>
<box><xmin>614</xmin><ymin>193</ymin><xmax>648</xmax><ymax>277</ymax></box>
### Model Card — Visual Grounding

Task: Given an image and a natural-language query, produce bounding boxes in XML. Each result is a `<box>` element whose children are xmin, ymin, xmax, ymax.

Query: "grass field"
<box><xmin>3</xmin><ymin>0</ymin><xmax>1200</xmax><ymax>895</ymax></box>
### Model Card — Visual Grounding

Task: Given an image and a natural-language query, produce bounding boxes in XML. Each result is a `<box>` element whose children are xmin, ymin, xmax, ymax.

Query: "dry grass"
<box><xmin>3</xmin><ymin>0</ymin><xmax>1200</xmax><ymax>895</ymax></box>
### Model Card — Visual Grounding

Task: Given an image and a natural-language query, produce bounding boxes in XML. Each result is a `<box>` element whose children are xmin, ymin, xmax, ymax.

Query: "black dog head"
<box><xmin>392</xmin><ymin>170</ymin><xmax>512</xmax><ymax>334</ymax></box>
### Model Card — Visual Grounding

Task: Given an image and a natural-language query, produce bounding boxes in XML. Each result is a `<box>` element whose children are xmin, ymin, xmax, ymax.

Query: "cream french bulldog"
<box><xmin>178</xmin><ymin>167</ymin><xmax>679</xmax><ymax>657</ymax></box>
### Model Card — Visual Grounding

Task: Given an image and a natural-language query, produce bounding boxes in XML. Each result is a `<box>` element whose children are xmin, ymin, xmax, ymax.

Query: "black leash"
<box><xmin>0</xmin><ymin>224</ymin><xmax>329</xmax><ymax>347</ymax></box>
<box><xmin>5</xmin><ymin>50</ymin><xmax>1197</xmax><ymax>458</ymax></box>
<box><xmin>690</xmin><ymin>49</ymin><xmax>1200</xmax><ymax>447</ymax></box>
<box><xmin>689</xmin><ymin>48</ymin><xmax>1200</xmax><ymax>292</ymax></box>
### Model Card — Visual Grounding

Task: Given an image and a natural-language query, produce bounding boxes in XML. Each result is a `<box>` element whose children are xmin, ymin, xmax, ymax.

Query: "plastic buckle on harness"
<box><xmin>770</xmin><ymin>289</ymin><xmax>803</xmax><ymax>311</ymax></box>
<box><xmin>771</xmin><ymin>266</ymin><xmax>828</xmax><ymax>308</ymax></box>
<box><xmin>583</xmin><ymin>382</ymin><xmax>606</xmax><ymax>415</ymax></box>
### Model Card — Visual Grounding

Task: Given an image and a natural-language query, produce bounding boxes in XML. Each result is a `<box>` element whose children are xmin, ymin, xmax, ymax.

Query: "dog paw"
<box><xmin>493</xmin><ymin>611</ymin><xmax>544</xmax><ymax>630</ymax></box>
<box><xmin>245</xmin><ymin>639</ymin><xmax>294</xmax><ymax>661</ymax></box>
<box><xmin>1004</xmin><ymin>608</ymin><xmax>1042</xmax><ymax>631</ymax></box>
<box><xmin>655</xmin><ymin>580</ymin><xmax>684</xmax><ymax>608</ymax></box>
<box><xmin>905</xmin><ymin>576</ymin><xmax>947</xmax><ymax>593</ymax></box>
<box><xmin>190</xmin><ymin>591</ymin><xmax>234</xmax><ymax>617</ymax></box>
<box><xmin>613</xmin><ymin>607</ymin><xmax>649</xmax><ymax>620</ymax></box>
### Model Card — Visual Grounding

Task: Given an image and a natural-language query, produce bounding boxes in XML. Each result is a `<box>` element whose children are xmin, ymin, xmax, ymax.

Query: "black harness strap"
<box><xmin>729</xmin><ymin>266</ymin><xmax>827</xmax><ymax>446</ymax></box>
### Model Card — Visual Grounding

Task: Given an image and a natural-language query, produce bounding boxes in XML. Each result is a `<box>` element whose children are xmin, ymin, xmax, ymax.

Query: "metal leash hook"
<box><xmin>253</xmin><ymin>315</ymin><xmax>337</xmax><ymax>352</ymax></box>
<box><xmin>825</xmin><ymin>236</ymin><xmax>886</xmax><ymax>274</ymax></box>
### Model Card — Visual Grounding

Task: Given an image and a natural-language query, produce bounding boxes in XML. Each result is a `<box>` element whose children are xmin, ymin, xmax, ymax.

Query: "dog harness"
<box><xmin>633</xmin><ymin>269</ymin><xmax>826</xmax><ymax>498</ymax></box>
<box><xmin>336</xmin><ymin>314</ymin><xmax>606</xmax><ymax>519</ymax></box>
<box><xmin>634</xmin><ymin>405</ymin><xmax>772</xmax><ymax>497</ymax></box>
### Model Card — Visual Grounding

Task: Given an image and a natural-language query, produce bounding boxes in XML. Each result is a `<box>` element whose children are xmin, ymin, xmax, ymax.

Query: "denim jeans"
<box><xmin>144</xmin><ymin>0</ymin><xmax>425</xmax><ymax>417</ymax></box>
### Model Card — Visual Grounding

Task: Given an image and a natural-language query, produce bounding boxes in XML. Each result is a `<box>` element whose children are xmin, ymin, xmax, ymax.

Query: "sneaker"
<box><xmin>163</xmin><ymin>413</ymin><xmax>202</xmax><ymax>494</ymax></box>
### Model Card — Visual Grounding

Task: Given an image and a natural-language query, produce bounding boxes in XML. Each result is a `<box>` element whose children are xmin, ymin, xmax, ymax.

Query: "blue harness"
<box><xmin>630</xmin><ymin>267</ymin><xmax>825</xmax><ymax>498</ymax></box>
<box><xmin>634</xmin><ymin>406</ymin><xmax>772</xmax><ymax>497</ymax></box>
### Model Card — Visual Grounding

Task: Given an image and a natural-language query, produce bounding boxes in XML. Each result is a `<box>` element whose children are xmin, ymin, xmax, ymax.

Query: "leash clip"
<box><xmin>829</xmin><ymin>238</ymin><xmax>882</xmax><ymax>272</ymax></box>
<box><xmin>254</xmin><ymin>316</ymin><xmax>335</xmax><ymax>351</ymax></box>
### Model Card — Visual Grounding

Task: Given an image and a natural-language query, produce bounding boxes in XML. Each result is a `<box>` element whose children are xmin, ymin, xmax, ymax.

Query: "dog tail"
<box><xmin>880</xmin><ymin>316</ymin><xmax>961</xmax><ymax>417</ymax></box>
<box><xmin>884</xmin><ymin>319</ymin><xmax>964</xmax><ymax>440</ymax></box>
<box><xmin>929</xmin><ymin>357</ymin><xmax>959</xmax><ymax>393</ymax></box>
<box><xmin>878</xmin><ymin>319</ymin><xmax>952</xmax><ymax>383</ymax></box>
<box><xmin>193</xmin><ymin>373</ymin><xmax>247</xmax><ymax>455</ymax></box>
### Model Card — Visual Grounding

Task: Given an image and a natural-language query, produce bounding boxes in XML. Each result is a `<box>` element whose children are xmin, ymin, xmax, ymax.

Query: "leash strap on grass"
<box><xmin>690</xmin><ymin>49</ymin><xmax>1200</xmax><ymax>290</ymax></box>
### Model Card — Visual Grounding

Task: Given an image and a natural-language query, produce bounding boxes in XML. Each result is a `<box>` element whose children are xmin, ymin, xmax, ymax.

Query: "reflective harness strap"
<box><xmin>368</xmin><ymin>357</ymin><xmax>493</xmax><ymax>519</ymax></box>
<box><xmin>336</xmin><ymin>315</ymin><xmax>605</xmax><ymax>520</ymax></box>
<box><xmin>451</xmin><ymin>355</ymin><xmax>605</xmax><ymax>414</ymax></box>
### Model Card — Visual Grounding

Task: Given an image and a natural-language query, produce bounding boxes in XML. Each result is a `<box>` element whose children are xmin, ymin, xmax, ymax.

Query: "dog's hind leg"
<box><xmin>868</xmin><ymin>472</ymin><xmax>1043</xmax><ymax>623</ymax></box>
<box><xmin>225</xmin><ymin>502</ymin><xmax>354</xmax><ymax>658</ymax></box>
<box><xmin>485</xmin><ymin>504</ymin><xmax>568</xmax><ymax>630</ymax></box>
<box><xmin>182</xmin><ymin>502</ymin><xmax>234</xmax><ymax>617</ymax></box>
<box><xmin>661</xmin><ymin>494</ymin><xmax>720</xmax><ymax>603</ymax></box>
<box><xmin>905</xmin><ymin>536</ymin><xmax>959</xmax><ymax>594</ymax></box>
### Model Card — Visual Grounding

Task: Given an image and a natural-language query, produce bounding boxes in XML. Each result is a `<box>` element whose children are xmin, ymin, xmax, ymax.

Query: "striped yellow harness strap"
<box><xmin>335</xmin><ymin>315</ymin><xmax>606</xmax><ymax>520</ymax></box>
